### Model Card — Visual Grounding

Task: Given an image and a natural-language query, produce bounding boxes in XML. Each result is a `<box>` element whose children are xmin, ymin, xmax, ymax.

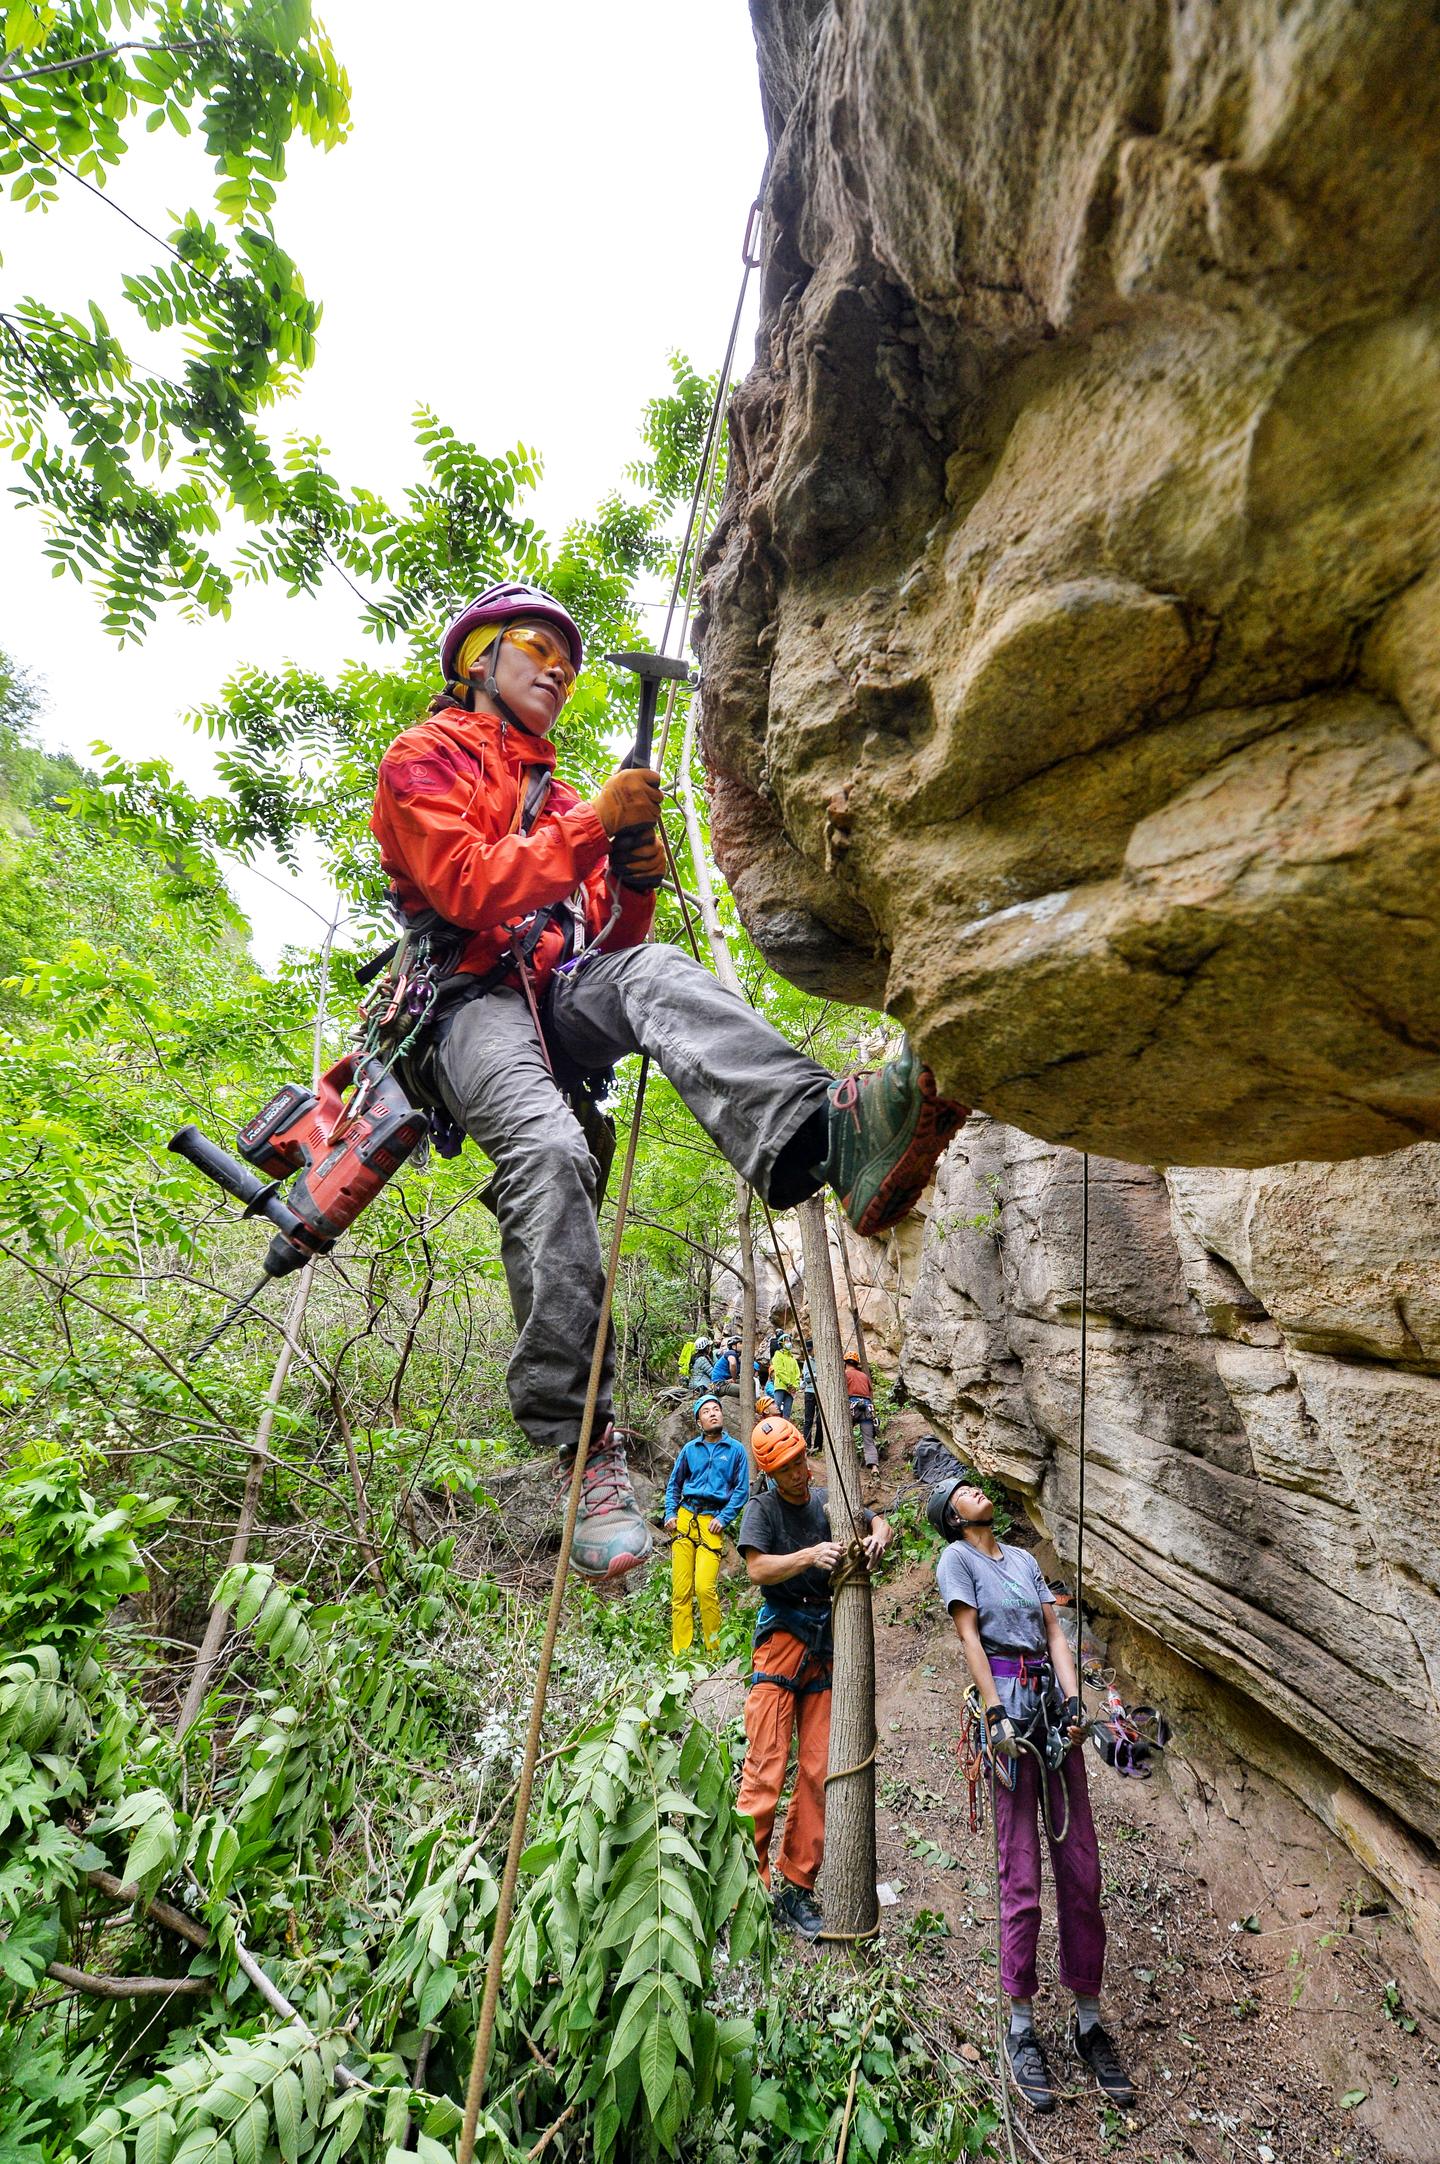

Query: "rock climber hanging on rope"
<box><xmin>930</xmin><ymin>1472</ymin><xmax>1134</xmax><ymax>2114</ymax></box>
<box><xmin>370</xmin><ymin>583</ymin><xmax>966</xmax><ymax>1579</ymax></box>
<box><xmin>736</xmin><ymin>1416</ymin><xmax>890</xmax><ymax>1937</ymax></box>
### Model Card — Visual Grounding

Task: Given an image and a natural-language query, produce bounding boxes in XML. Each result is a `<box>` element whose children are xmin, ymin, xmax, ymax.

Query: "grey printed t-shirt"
<box><xmin>935</xmin><ymin>1540</ymin><xmax>1053</xmax><ymax>1655</ymax></box>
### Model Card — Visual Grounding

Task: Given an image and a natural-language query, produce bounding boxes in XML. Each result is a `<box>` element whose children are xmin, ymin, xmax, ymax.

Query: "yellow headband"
<box><xmin>452</xmin><ymin>623</ymin><xmax>501</xmax><ymax>689</ymax></box>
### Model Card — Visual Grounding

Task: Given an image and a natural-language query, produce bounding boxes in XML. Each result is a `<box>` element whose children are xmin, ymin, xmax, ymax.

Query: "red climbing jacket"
<box><xmin>371</xmin><ymin>704</ymin><xmax>655</xmax><ymax>987</ymax></box>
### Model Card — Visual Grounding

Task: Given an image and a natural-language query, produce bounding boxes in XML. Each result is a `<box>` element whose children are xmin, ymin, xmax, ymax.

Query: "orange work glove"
<box><xmin>611</xmin><ymin>827</ymin><xmax>667</xmax><ymax>892</ymax></box>
<box><xmin>591</xmin><ymin>768</ymin><xmax>662</xmax><ymax>837</ymax></box>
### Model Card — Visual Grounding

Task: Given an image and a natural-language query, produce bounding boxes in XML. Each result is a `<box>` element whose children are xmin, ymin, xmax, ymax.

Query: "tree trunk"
<box><xmin>798</xmin><ymin>1193</ymin><xmax>878</xmax><ymax>1943</ymax></box>
<box><xmin>830</xmin><ymin>1196</ymin><xmax>870</xmax><ymax>1376</ymax></box>
<box><xmin>736</xmin><ymin>1179</ymin><xmax>756</xmax><ymax>1473</ymax></box>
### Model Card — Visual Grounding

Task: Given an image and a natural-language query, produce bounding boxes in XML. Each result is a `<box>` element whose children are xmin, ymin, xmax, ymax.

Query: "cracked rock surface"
<box><xmin>700</xmin><ymin>0</ymin><xmax>1440</xmax><ymax>1164</ymax></box>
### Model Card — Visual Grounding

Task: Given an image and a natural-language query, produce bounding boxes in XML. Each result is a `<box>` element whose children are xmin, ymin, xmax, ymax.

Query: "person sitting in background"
<box><xmin>663</xmin><ymin>1394</ymin><xmax>748</xmax><ymax>1656</ymax></box>
<box><xmin>931</xmin><ymin>1473</ymin><xmax>1133</xmax><ymax>2115</ymax></box>
<box><xmin>711</xmin><ymin>1339</ymin><xmax>740</xmax><ymax>1390</ymax></box>
<box><xmin>736</xmin><ymin>1416</ymin><xmax>890</xmax><ymax>1937</ymax></box>
<box><xmin>770</xmin><ymin>1337</ymin><xmax>801</xmax><ymax>1421</ymax></box>
<box><xmin>844</xmin><ymin>1351</ymin><xmax>877</xmax><ymax>1468</ymax></box>
<box><xmin>686</xmin><ymin>1336</ymin><xmax>714</xmax><ymax>1393</ymax></box>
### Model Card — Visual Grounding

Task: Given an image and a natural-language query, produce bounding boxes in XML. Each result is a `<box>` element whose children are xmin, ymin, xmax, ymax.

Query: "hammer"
<box><xmin>606</xmin><ymin>648</ymin><xmax>694</xmax><ymax>873</ymax></box>
<box><xmin>607</xmin><ymin>648</ymin><xmax>694</xmax><ymax>770</ymax></box>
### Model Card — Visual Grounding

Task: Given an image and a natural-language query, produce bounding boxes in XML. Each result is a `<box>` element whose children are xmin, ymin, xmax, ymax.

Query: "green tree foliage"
<box><xmin>0</xmin><ymin>304</ymin><xmax>946</xmax><ymax>2156</ymax></box>
<box><xmin>0</xmin><ymin>0</ymin><xmax>349</xmax><ymax>634</ymax></box>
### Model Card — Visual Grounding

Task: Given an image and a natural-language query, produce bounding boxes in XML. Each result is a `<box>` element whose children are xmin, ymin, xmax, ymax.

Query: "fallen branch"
<box><xmin>186</xmin><ymin>1868</ymin><xmax>370</xmax><ymax>2094</ymax></box>
<box><xmin>46</xmin><ymin>1961</ymin><xmax>210</xmax><ymax>2000</ymax></box>
<box><xmin>86</xmin><ymin>1867</ymin><xmax>211</xmax><ymax>1950</ymax></box>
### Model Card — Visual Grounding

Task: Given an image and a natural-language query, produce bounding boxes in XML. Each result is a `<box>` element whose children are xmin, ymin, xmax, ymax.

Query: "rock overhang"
<box><xmin>701</xmin><ymin>0</ymin><xmax>1440</xmax><ymax>1166</ymax></box>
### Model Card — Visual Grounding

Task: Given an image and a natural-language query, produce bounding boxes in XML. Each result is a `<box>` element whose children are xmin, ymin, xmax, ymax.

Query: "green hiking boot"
<box><xmin>564</xmin><ymin>1422</ymin><xmax>653</xmax><ymax>1581</ymax></box>
<box><xmin>826</xmin><ymin>1038</ymin><xmax>968</xmax><ymax>1237</ymax></box>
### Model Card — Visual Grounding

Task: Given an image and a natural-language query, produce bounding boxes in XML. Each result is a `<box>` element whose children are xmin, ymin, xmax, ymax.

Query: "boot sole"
<box><xmin>850</xmin><ymin>1075</ymin><xmax>968</xmax><ymax>1237</ymax></box>
<box><xmin>571</xmin><ymin>1544</ymin><xmax>652</xmax><ymax>1582</ymax></box>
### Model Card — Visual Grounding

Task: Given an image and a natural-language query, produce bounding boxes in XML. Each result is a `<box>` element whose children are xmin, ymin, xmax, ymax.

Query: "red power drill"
<box><xmin>170</xmin><ymin>1053</ymin><xmax>428</xmax><ymax>1355</ymax></box>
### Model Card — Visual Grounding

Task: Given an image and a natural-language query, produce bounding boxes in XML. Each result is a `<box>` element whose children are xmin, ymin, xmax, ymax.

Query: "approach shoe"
<box><xmin>1069</xmin><ymin>2016</ymin><xmax>1135</xmax><ymax>2106</ymax></box>
<box><xmin>826</xmin><ymin>1037</ymin><xmax>968</xmax><ymax>1238</ymax></box>
<box><xmin>1004</xmin><ymin>2026</ymin><xmax>1055</xmax><ymax>2113</ymax></box>
<box><xmin>565</xmin><ymin>1422</ymin><xmax>652</xmax><ymax>1581</ymax></box>
<box><xmin>773</xmin><ymin>1878</ymin><xmax>824</xmax><ymax>1940</ymax></box>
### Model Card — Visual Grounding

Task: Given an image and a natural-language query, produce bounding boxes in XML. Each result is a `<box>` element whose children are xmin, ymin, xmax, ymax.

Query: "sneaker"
<box><xmin>1069</xmin><ymin>2016</ymin><xmax>1135</xmax><ymax>2106</ymax></box>
<box><xmin>564</xmin><ymin>1422</ymin><xmax>653</xmax><ymax>1581</ymax></box>
<box><xmin>1005</xmin><ymin>2025</ymin><xmax>1055</xmax><ymax>2113</ymax></box>
<box><xmin>826</xmin><ymin>1038</ymin><xmax>968</xmax><ymax>1238</ymax></box>
<box><xmin>773</xmin><ymin>1878</ymin><xmax>824</xmax><ymax>1940</ymax></box>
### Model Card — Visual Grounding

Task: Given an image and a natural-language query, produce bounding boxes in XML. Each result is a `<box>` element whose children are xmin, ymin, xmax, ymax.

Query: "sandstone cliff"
<box><xmin>700</xmin><ymin>0</ymin><xmax>1440</xmax><ymax>1166</ymax></box>
<box><xmin>899</xmin><ymin>1117</ymin><xmax>1440</xmax><ymax>1976</ymax></box>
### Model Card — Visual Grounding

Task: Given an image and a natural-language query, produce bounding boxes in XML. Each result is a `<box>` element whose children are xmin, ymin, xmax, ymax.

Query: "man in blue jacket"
<box><xmin>664</xmin><ymin>1394</ymin><xmax>750</xmax><ymax>1656</ymax></box>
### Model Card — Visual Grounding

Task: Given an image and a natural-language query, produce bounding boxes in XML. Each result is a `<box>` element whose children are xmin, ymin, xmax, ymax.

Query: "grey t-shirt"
<box><xmin>738</xmin><ymin>1482</ymin><xmax>836</xmax><ymax>1607</ymax></box>
<box><xmin>935</xmin><ymin>1539</ymin><xmax>1053</xmax><ymax>1655</ymax></box>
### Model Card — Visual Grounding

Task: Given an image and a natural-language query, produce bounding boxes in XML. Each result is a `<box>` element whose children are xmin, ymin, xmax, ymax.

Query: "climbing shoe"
<box><xmin>1004</xmin><ymin>2025</ymin><xmax>1055</xmax><ymax>2113</ymax></box>
<box><xmin>826</xmin><ymin>1037</ymin><xmax>968</xmax><ymax>1238</ymax></box>
<box><xmin>564</xmin><ymin>1422</ymin><xmax>652</xmax><ymax>1581</ymax></box>
<box><xmin>773</xmin><ymin>1878</ymin><xmax>824</xmax><ymax>1940</ymax></box>
<box><xmin>1069</xmin><ymin>2016</ymin><xmax>1135</xmax><ymax>2106</ymax></box>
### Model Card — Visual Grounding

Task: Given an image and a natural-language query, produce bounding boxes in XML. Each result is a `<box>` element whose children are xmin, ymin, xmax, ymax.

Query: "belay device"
<box><xmin>170</xmin><ymin>1052</ymin><xmax>428</xmax><ymax>1357</ymax></box>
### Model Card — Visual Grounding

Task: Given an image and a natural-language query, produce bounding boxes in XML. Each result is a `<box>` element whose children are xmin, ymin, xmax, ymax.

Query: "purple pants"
<box><xmin>993</xmin><ymin>1747</ymin><xmax>1105</xmax><ymax>2000</ymax></box>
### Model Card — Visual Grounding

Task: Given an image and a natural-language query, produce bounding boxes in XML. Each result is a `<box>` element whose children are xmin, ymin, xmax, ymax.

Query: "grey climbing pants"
<box><xmin>432</xmin><ymin>942</ymin><xmax>833</xmax><ymax>1456</ymax></box>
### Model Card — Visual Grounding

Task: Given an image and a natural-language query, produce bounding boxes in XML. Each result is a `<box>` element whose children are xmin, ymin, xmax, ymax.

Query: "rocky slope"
<box><xmin>700</xmin><ymin>0</ymin><xmax>1440</xmax><ymax>1166</ymax></box>
<box><xmin>897</xmin><ymin>1116</ymin><xmax>1440</xmax><ymax>1981</ymax></box>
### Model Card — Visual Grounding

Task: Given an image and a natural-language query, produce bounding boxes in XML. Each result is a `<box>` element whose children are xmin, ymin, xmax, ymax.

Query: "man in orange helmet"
<box><xmin>371</xmin><ymin>583</ymin><xmax>963</xmax><ymax>1583</ymax></box>
<box><xmin>735</xmin><ymin>1417</ymin><xmax>890</xmax><ymax>1936</ymax></box>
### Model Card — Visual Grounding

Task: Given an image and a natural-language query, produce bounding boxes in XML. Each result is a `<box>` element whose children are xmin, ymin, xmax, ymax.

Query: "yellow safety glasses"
<box><xmin>503</xmin><ymin>621</ymin><xmax>577</xmax><ymax>696</ymax></box>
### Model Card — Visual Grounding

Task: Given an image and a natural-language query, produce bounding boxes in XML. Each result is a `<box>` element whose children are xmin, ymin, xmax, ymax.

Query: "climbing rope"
<box><xmin>455</xmin><ymin>198</ymin><xmax>767</xmax><ymax>2164</ymax></box>
<box><xmin>984</xmin><ymin>1753</ymin><xmax>1022</xmax><ymax>2164</ymax></box>
<box><xmin>1074</xmin><ymin>1152</ymin><xmax>1090</xmax><ymax>1684</ymax></box>
<box><xmin>458</xmin><ymin>1058</ymin><xmax>651</xmax><ymax>2158</ymax></box>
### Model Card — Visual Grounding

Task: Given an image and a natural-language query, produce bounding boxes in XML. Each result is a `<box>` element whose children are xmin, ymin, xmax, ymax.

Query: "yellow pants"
<box><xmin>671</xmin><ymin>1507</ymin><xmax>725</xmax><ymax>1654</ymax></box>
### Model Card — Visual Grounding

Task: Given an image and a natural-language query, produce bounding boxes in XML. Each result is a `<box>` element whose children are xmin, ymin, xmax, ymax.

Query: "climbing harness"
<box><xmin>959</xmin><ymin>1665</ymin><xmax>1079</xmax><ymax>1843</ymax></box>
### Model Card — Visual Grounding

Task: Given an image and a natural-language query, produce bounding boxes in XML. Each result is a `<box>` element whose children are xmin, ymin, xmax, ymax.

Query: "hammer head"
<box><xmin>606</xmin><ymin>650</ymin><xmax>693</xmax><ymax>685</ymax></box>
<box><xmin>607</xmin><ymin>650</ymin><xmax>696</xmax><ymax>767</ymax></box>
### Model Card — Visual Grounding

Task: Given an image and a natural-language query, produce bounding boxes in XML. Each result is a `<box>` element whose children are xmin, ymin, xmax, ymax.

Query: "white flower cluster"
<box><xmin>462</xmin><ymin>1709</ymin><xmax>523</xmax><ymax>1782</ymax></box>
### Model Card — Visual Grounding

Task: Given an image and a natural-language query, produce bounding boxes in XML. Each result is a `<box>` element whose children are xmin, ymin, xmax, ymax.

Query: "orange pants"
<box><xmin>736</xmin><ymin>1628</ymin><xmax>832</xmax><ymax>1891</ymax></box>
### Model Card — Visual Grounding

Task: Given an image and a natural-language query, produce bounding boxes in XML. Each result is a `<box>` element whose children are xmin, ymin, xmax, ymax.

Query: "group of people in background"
<box><xmin>660</xmin><ymin>1339</ymin><xmax>1134</xmax><ymax>2117</ymax></box>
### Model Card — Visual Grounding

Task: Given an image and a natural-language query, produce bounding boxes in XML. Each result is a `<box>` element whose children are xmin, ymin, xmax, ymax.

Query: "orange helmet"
<box><xmin>754</xmin><ymin>1392</ymin><xmax>775</xmax><ymax>1418</ymax></box>
<box><xmin>752</xmin><ymin>1417</ymin><xmax>807</xmax><ymax>1473</ymax></box>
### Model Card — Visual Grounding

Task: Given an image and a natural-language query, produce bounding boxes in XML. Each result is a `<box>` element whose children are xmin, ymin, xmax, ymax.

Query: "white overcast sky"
<box><xmin>0</xmin><ymin>0</ymin><xmax>767</xmax><ymax>960</ymax></box>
